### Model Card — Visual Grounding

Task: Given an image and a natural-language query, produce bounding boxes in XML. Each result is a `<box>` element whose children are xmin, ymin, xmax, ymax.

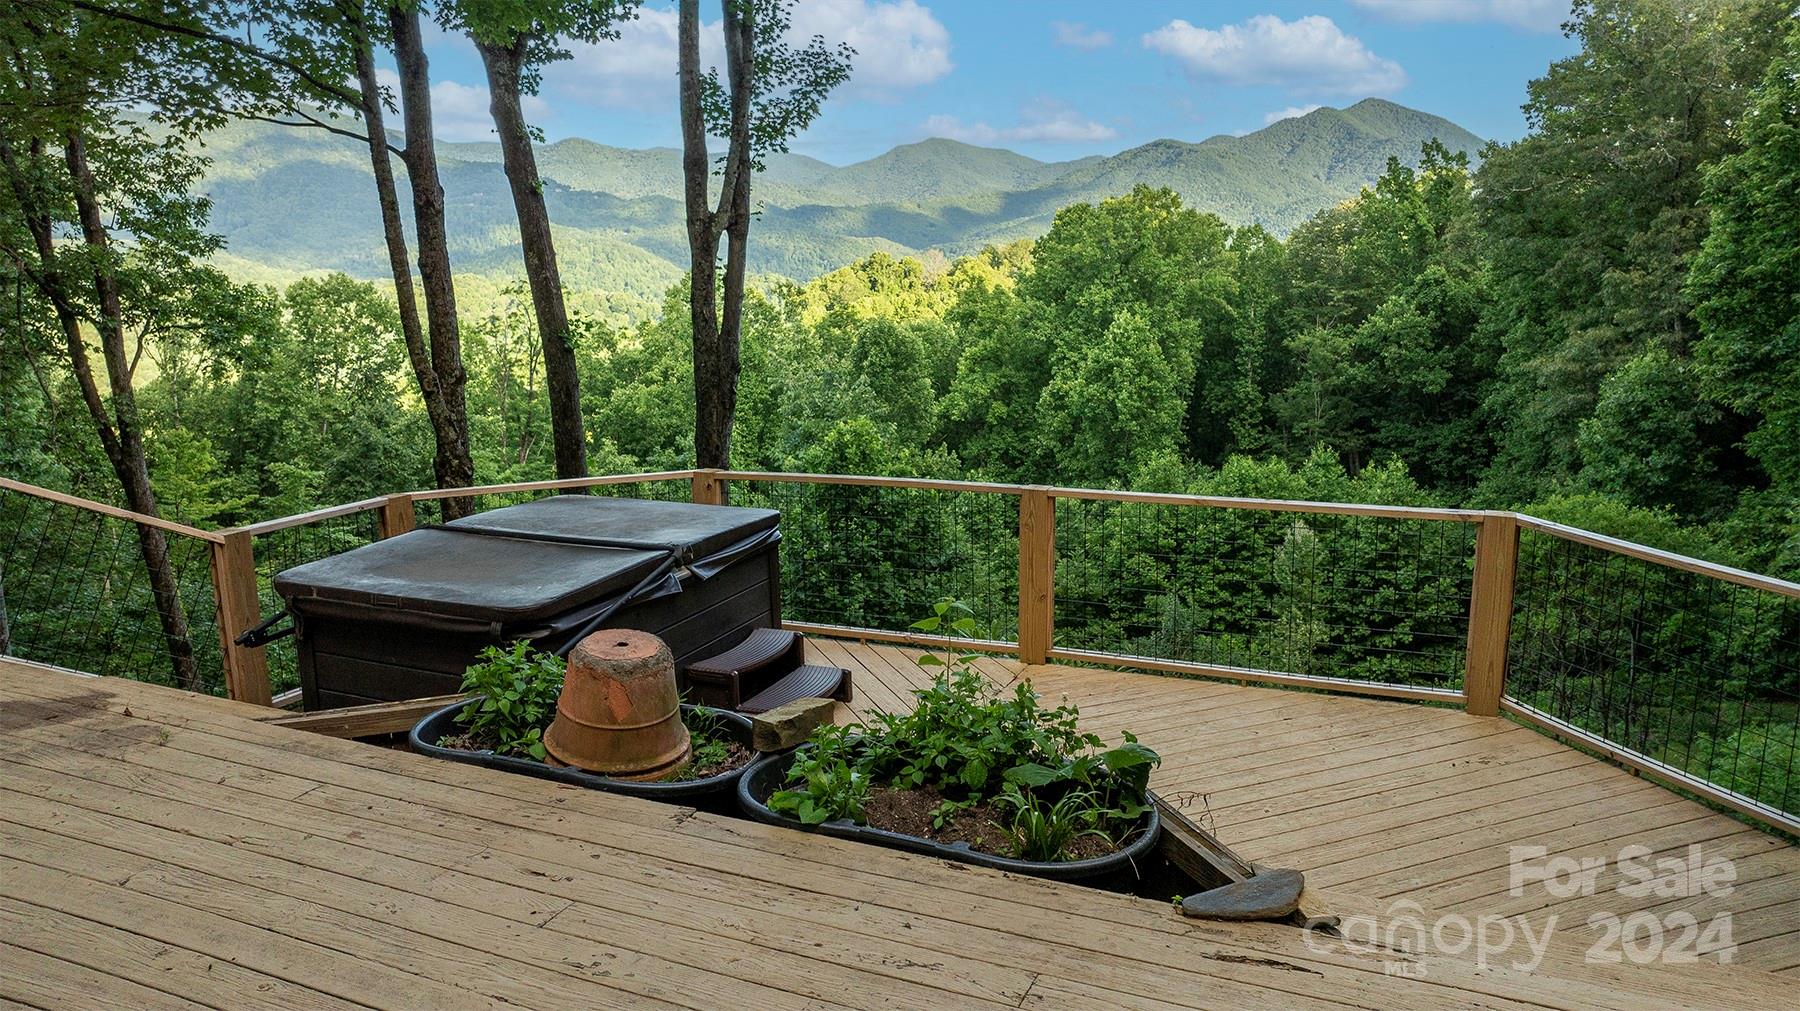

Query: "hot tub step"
<box><xmin>738</xmin><ymin>663</ymin><xmax>853</xmax><ymax>715</ymax></box>
<box><xmin>685</xmin><ymin>627</ymin><xmax>854</xmax><ymax>711</ymax></box>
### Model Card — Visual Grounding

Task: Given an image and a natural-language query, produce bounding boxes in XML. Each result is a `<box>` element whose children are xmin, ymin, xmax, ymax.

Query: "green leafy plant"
<box><xmin>996</xmin><ymin>785</ymin><xmax>1113</xmax><ymax>862</ymax></box>
<box><xmin>929</xmin><ymin>795</ymin><xmax>979</xmax><ymax>830</ymax></box>
<box><xmin>681</xmin><ymin>705</ymin><xmax>734</xmax><ymax>773</ymax></box>
<box><xmin>769</xmin><ymin>723</ymin><xmax>871</xmax><ymax>825</ymax></box>
<box><xmin>450</xmin><ymin>641</ymin><xmax>565</xmax><ymax>760</ymax></box>
<box><xmin>769</xmin><ymin>598</ymin><xmax>1161</xmax><ymax>861</ymax></box>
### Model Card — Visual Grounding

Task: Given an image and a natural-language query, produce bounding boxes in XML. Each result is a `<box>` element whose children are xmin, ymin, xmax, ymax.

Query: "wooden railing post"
<box><xmin>691</xmin><ymin>469</ymin><xmax>725</xmax><ymax>506</ymax></box>
<box><xmin>209</xmin><ymin>530</ymin><xmax>272</xmax><ymax>706</ymax></box>
<box><xmin>1464</xmin><ymin>511</ymin><xmax>1519</xmax><ymax>717</ymax></box>
<box><xmin>378</xmin><ymin>493</ymin><xmax>416</xmax><ymax>538</ymax></box>
<box><xmin>1018</xmin><ymin>487</ymin><xmax>1055</xmax><ymax>666</ymax></box>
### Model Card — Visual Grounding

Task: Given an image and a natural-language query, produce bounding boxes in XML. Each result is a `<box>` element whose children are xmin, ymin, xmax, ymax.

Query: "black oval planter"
<box><xmin>736</xmin><ymin>749</ymin><xmax>1162</xmax><ymax>884</ymax></box>
<box><xmin>411</xmin><ymin>698</ymin><xmax>753</xmax><ymax>814</ymax></box>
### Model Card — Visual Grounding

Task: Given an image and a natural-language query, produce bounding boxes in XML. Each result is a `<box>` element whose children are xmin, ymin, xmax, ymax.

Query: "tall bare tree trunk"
<box><xmin>475</xmin><ymin>36</ymin><xmax>587</xmax><ymax>481</ymax></box>
<box><xmin>350</xmin><ymin>30</ymin><xmax>473</xmax><ymax>506</ymax></box>
<box><xmin>678</xmin><ymin>1</ymin><xmax>720</xmax><ymax>468</ymax></box>
<box><xmin>719</xmin><ymin>138</ymin><xmax>751</xmax><ymax>461</ymax></box>
<box><xmin>390</xmin><ymin>6</ymin><xmax>475</xmax><ymax>518</ymax></box>
<box><xmin>679</xmin><ymin>0</ymin><xmax>753</xmax><ymax>472</ymax></box>
<box><xmin>60</xmin><ymin>131</ymin><xmax>200</xmax><ymax>691</ymax></box>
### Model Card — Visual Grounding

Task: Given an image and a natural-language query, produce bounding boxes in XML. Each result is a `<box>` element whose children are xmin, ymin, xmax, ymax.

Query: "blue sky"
<box><xmin>410</xmin><ymin>1</ymin><xmax>1580</xmax><ymax>163</ymax></box>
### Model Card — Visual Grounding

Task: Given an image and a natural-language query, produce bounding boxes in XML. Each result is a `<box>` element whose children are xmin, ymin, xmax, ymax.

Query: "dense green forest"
<box><xmin>2</xmin><ymin>1</ymin><xmax>1797</xmax><ymax>812</ymax></box>
<box><xmin>11</xmin><ymin>6</ymin><xmax>1798</xmax><ymax>572</ymax></box>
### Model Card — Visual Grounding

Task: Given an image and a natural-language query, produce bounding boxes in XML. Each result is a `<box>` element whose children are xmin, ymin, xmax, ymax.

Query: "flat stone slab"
<box><xmin>750</xmin><ymin>697</ymin><xmax>837</xmax><ymax>752</ymax></box>
<box><xmin>1181</xmin><ymin>867</ymin><xmax>1305</xmax><ymax>921</ymax></box>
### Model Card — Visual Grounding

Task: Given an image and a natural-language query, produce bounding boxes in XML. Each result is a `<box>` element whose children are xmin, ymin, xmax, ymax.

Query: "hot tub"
<box><xmin>272</xmin><ymin>497</ymin><xmax>781</xmax><ymax>709</ymax></box>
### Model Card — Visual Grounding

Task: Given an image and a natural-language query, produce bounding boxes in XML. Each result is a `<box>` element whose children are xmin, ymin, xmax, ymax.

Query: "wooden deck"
<box><xmin>815</xmin><ymin>638</ymin><xmax>1800</xmax><ymax>976</ymax></box>
<box><xmin>0</xmin><ymin>656</ymin><xmax>1793</xmax><ymax>1009</ymax></box>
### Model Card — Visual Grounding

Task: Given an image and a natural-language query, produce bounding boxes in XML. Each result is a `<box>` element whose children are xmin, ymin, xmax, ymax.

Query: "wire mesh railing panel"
<box><xmin>1053</xmin><ymin>499</ymin><xmax>1477</xmax><ymax>688</ymax></box>
<box><xmin>249</xmin><ymin>508</ymin><xmax>385</xmax><ymax>696</ymax></box>
<box><xmin>409</xmin><ymin>479</ymin><xmax>694</xmax><ymax>526</ymax></box>
<box><xmin>0</xmin><ymin>487</ymin><xmax>224</xmax><ymax>693</ymax></box>
<box><xmin>1507</xmin><ymin>530</ymin><xmax>1800</xmax><ymax>819</ymax></box>
<box><xmin>729</xmin><ymin>481</ymin><xmax>1021</xmax><ymax>640</ymax></box>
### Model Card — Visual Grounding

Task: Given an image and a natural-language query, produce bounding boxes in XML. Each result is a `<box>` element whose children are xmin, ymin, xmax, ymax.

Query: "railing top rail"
<box><xmin>226</xmin><ymin>496</ymin><xmax>389</xmax><ymax>538</ymax></box>
<box><xmin>1046</xmin><ymin>486</ymin><xmax>1487</xmax><ymax>522</ymax></box>
<box><xmin>404</xmin><ymin>470</ymin><xmax>699</xmax><ymax>501</ymax></box>
<box><xmin>14</xmin><ymin>466</ymin><xmax>1800</xmax><ymax>602</ymax></box>
<box><xmin>718</xmin><ymin>470</ymin><xmax>1028</xmax><ymax>495</ymax></box>
<box><xmin>0</xmin><ymin>476</ymin><xmax>225</xmax><ymax>544</ymax></box>
<box><xmin>1516</xmin><ymin>513</ymin><xmax>1800</xmax><ymax>600</ymax></box>
<box><xmin>721</xmin><ymin>470</ymin><xmax>1483</xmax><ymax>519</ymax></box>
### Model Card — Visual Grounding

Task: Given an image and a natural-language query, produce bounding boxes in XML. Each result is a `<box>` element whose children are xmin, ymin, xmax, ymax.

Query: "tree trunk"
<box><xmin>714</xmin><ymin>6</ymin><xmax>754</xmax><ymax>480</ymax></box>
<box><xmin>718</xmin><ymin>163</ymin><xmax>750</xmax><ymax>471</ymax></box>
<box><xmin>679</xmin><ymin>0</ymin><xmax>722</xmax><ymax>469</ymax></box>
<box><xmin>61</xmin><ymin>130</ymin><xmax>200</xmax><ymax>692</ymax></box>
<box><xmin>679</xmin><ymin>0</ymin><xmax>756</xmax><ymax>472</ymax></box>
<box><xmin>475</xmin><ymin>35</ymin><xmax>587</xmax><ymax>481</ymax></box>
<box><xmin>352</xmin><ymin>29</ymin><xmax>471</xmax><ymax>504</ymax></box>
<box><xmin>390</xmin><ymin>6</ymin><xmax>475</xmax><ymax>518</ymax></box>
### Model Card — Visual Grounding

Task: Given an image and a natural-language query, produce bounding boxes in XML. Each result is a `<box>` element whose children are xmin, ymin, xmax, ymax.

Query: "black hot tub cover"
<box><xmin>445</xmin><ymin>495</ymin><xmax>778</xmax><ymax>564</ymax></box>
<box><xmin>272</xmin><ymin>528</ymin><xmax>669</xmax><ymax>624</ymax></box>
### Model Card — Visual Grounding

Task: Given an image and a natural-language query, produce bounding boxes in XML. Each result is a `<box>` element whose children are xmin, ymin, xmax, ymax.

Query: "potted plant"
<box><xmin>410</xmin><ymin>641</ymin><xmax>754</xmax><ymax>811</ymax></box>
<box><xmin>737</xmin><ymin>600</ymin><xmax>1162</xmax><ymax>883</ymax></box>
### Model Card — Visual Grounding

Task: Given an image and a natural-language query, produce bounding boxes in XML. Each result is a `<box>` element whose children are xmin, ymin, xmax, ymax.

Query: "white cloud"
<box><xmin>1142</xmin><ymin>15</ymin><xmax>1407</xmax><ymax>96</ymax></box>
<box><xmin>1052</xmin><ymin>21</ymin><xmax>1113</xmax><ymax>51</ymax></box>
<box><xmin>373</xmin><ymin>69</ymin><xmax>548</xmax><ymax>142</ymax></box>
<box><xmin>550</xmin><ymin>8</ymin><xmax>696</xmax><ymax>113</ymax></box>
<box><xmin>797</xmin><ymin>0</ymin><xmax>952</xmax><ymax>94</ymax></box>
<box><xmin>923</xmin><ymin>99</ymin><xmax>1116</xmax><ymax>145</ymax></box>
<box><xmin>550</xmin><ymin>0</ymin><xmax>949</xmax><ymax>111</ymax></box>
<box><xmin>1351</xmin><ymin>0</ymin><xmax>1567</xmax><ymax>33</ymax></box>
<box><xmin>1263</xmin><ymin>103</ymin><xmax>1324</xmax><ymax>125</ymax></box>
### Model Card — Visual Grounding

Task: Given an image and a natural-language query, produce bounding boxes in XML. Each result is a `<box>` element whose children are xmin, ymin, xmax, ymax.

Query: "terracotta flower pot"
<box><xmin>544</xmin><ymin>629</ymin><xmax>690</xmax><ymax>781</ymax></box>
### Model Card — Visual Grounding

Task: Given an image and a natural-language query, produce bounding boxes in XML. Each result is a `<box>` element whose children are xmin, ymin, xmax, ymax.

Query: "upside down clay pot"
<box><xmin>544</xmin><ymin>629</ymin><xmax>690</xmax><ymax>780</ymax></box>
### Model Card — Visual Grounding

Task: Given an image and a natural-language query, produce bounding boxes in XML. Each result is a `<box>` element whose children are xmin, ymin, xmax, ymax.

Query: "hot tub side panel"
<box><xmin>297</xmin><ymin>542</ymin><xmax>781</xmax><ymax>709</ymax></box>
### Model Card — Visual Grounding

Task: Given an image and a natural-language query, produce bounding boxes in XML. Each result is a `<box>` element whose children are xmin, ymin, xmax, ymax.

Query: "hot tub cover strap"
<box><xmin>686</xmin><ymin>526</ymin><xmax>781</xmax><ymax>581</ymax></box>
<box><xmin>551</xmin><ymin>552</ymin><xmax>678</xmax><ymax>658</ymax></box>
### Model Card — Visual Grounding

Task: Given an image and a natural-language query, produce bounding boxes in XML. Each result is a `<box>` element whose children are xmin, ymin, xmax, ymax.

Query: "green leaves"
<box><xmin>911</xmin><ymin>597</ymin><xmax>984</xmax><ymax>674</ymax></box>
<box><xmin>909</xmin><ymin>595</ymin><xmax>974</xmax><ymax>632</ymax></box>
<box><xmin>768</xmin><ymin>600</ymin><xmax>1159</xmax><ymax>861</ymax></box>
<box><xmin>678</xmin><ymin>705</ymin><xmax>733</xmax><ymax>776</ymax></box>
<box><xmin>1688</xmin><ymin>22</ymin><xmax>1800</xmax><ymax>502</ymax></box>
<box><xmin>770</xmin><ymin>723</ymin><xmax>869</xmax><ymax>825</ymax></box>
<box><xmin>1002</xmin><ymin>763</ymin><xmax>1061</xmax><ymax>788</ymax></box>
<box><xmin>996</xmin><ymin>785</ymin><xmax>1113</xmax><ymax>863</ymax></box>
<box><xmin>452</xmin><ymin>641</ymin><xmax>564</xmax><ymax>760</ymax></box>
<box><xmin>696</xmin><ymin>0</ymin><xmax>854</xmax><ymax>170</ymax></box>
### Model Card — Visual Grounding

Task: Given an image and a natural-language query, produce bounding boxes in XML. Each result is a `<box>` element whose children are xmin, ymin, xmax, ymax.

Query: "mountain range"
<box><xmin>199</xmin><ymin>98</ymin><xmax>1483</xmax><ymax>312</ymax></box>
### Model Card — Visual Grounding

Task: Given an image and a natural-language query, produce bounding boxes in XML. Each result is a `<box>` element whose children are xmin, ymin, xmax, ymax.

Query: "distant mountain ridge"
<box><xmin>199</xmin><ymin>99</ymin><xmax>1483</xmax><ymax>310</ymax></box>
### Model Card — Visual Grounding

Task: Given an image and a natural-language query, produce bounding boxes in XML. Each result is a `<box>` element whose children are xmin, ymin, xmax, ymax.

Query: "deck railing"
<box><xmin>0</xmin><ymin>477</ymin><xmax>233</xmax><ymax>697</ymax></box>
<box><xmin>2</xmin><ymin>468</ymin><xmax>1796</xmax><ymax>833</ymax></box>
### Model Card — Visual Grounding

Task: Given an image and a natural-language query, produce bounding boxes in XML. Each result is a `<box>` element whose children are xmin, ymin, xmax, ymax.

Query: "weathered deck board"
<box><xmin>828</xmin><ymin>638</ymin><xmax>1800</xmax><ymax>975</ymax></box>
<box><xmin>0</xmin><ymin>654</ymin><xmax>1792</xmax><ymax>1009</ymax></box>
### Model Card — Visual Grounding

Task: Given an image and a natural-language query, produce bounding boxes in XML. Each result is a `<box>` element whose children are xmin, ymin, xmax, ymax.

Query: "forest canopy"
<box><xmin>1</xmin><ymin>0</ymin><xmax>1796</xmax><ymax>578</ymax></box>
